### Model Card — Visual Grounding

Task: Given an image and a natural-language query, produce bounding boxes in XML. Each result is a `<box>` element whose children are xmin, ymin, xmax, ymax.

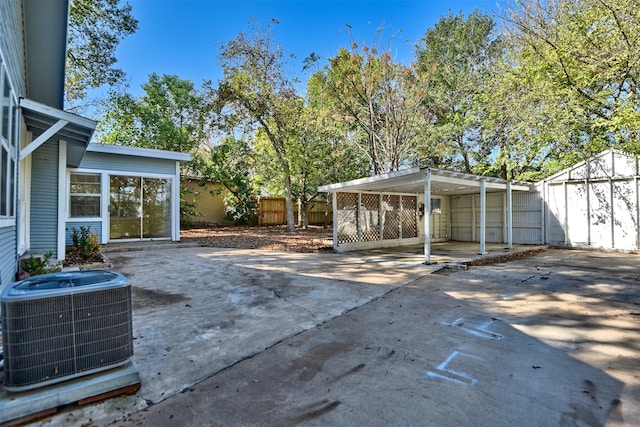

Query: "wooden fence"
<box><xmin>258</xmin><ymin>197</ymin><xmax>332</xmax><ymax>226</ymax></box>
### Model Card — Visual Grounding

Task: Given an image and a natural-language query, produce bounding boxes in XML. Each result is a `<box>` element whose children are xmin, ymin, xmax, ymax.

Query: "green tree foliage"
<box><xmin>215</xmin><ymin>20</ymin><xmax>299</xmax><ymax>231</ymax></box>
<box><xmin>415</xmin><ymin>10</ymin><xmax>497</xmax><ymax>172</ymax></box>
<box><xmin>252</xmin><ymin>81</ymin><xmax>369</xmax><ymax>227</ymax></box>
<box><xmin>310</xmin><ymin>27</ymin><xmax>431</xmax><ymax>174</ymax></box>
<box><xmin>98</xmin><ymin>73</ymin><xmax>206</xmax><ymax>153</ymax></box>
<box><xmin>196</xmin><ymin>137</ymin><xmax>258</xmax><ymax>225</ymax></box>
<box><xmin>499</xmin><ymin>0</ymin><xmax>640</xmax><ymax>163</ymax></box>
<box><xmin>66</xmin><ymin>0</ymin><xmax>138</xmax><ymax>109</ymax></box>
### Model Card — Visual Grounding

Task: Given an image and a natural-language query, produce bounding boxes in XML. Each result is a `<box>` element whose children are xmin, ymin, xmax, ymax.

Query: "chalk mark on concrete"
<box><xmin>425</xmin><ymin>351</ymin><xmax>483</xmax><ymax>386</ymax></box>
<box><xmin>442</xmin><ymin>317</ymin><xmax>504</xmax><ymax>340</ymax></box>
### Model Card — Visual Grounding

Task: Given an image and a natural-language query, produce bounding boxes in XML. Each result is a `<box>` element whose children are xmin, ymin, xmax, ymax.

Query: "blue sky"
<box><xmin>114</xmin><ymin>0</ymin><xmax>500</xmax><ymax>96</ymax></box>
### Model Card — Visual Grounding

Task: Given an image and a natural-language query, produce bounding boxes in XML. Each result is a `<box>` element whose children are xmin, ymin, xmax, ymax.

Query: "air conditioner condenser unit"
<box><xmin>1</xmin><ymin>270</ymin><xmax>133</xmax><ymax>392</ymax></box>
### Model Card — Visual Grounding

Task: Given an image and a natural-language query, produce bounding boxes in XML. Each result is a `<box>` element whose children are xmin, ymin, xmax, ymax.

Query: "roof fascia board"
<box><xmin>87</xmin><ymin>143</ymin><xmax>192</xmax><ymax>162</ymax></box>
<box><xmin>318</xmin><ymin>167</ymin><xmax>421</xmax><ymax>192</ymax></box>
<box><xmin>20</xmin><ymin>98</ymin><xmax>97</xmax><ymax>129</ymax></box>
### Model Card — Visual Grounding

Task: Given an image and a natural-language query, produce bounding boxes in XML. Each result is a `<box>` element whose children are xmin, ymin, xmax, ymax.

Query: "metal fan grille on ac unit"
<box><xmin>1</xmin><ymin>283</ymin><xmax>133</xmax><ymax>391</ymax></box>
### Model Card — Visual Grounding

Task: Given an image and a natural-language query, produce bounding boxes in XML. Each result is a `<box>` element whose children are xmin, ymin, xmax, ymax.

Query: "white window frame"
<box><xmin>107</xmin><ymin>171</ymin><xmax>175</xmax><ymax>242</ymax></box>
<box><xmin>68</xmin><ymin>171</ymin><xmax>102</xmax><ymax>219</ymax></box>
<box><xmin>0</xmin><ymin>64</ymin><xmax>18</xmax><ymax>228</ymax></box>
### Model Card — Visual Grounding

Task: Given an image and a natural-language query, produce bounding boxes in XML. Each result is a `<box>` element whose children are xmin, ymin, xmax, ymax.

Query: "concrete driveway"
<box><xmin>31</xmin><ymin>246</ymin><xmax>640</xmax><ymax>426</ymax></box>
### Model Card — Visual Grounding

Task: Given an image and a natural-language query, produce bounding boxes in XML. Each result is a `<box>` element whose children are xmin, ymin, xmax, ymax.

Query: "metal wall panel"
<box><xmin>544</xmin><ymin>173</ymin><xmax>639</xmax><ymax>251</ymax></box>
<box><xmin>588</xmin><ymin>182</ymin><xmax>613</xmax><ymax>248</ymax></box>
<box><xmin>513</xmin><ymin>191</ymin><xmax>543</xmax><ymax>244</ymax></box>
<box><xmin>613</xmin><ymin>151</ymin><xmax>638</xmax><ymax>177</ymax></box>
<box><xmin>612</xmin><ymin>180</ymin><xmax>637</xmax><ymax>249</ymax></box>
<box><xmin>479</xmin><ymin>193</ymin><xmax>504</xmax><ymax>243</ymax></box>
<box><xmin>546</xmin><ymin>184</ymin><xmax>566</xmax><ymax>245</ymax></box>
<box><xmin>566</xmin><ymin>182</ymin><xmax>589</xmax><ymax>246</ymax></box>
<box><xmin>450</xmin><ymin>196</ymin><xmax>473</xmax><ymax>241</ymax></box>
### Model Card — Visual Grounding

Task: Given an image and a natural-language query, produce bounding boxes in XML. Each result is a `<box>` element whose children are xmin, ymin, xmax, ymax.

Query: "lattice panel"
<box><xmin>336</xmin><ymin>192</ymin><xmax>358</xmax><ymax>244</ymax></box>
<box><xmin>336</xmin><ymin>192</ymin><xmax>418</xmax><ymax>245</ymax></box>
<box><xmin>401</xmin><ymin>196</ymin><xmax>418</xmax><ymax>238</ymax></box>
<box><xmin>382</xmin><ymin>195</ymin><xmax>400</xmax><ymax>240</ymax></box>
<box><xmin>360</xmin><ymin>193</ymin><xmax>380</xmax><ymax>241</ymax></box>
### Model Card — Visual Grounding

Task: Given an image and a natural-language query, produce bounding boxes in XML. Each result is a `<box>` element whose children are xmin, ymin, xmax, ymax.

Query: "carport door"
<box><xmin>109</xmin><ymin>176</ymin><xmax>172</xmax><ymax>240</ymax></box>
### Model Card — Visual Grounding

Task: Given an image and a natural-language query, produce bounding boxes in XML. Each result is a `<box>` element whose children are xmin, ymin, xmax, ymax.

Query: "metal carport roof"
<box><xmin>318</xmin><ymin>167</ymin><xmax>533</xmax><ymax>195</ymax></box>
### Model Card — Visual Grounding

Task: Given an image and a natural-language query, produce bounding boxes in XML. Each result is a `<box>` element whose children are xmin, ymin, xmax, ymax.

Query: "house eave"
<box><xmin>87</xmin><ymin>143</ymin><xmax>192</xmax><ymax>163</ymax></box>
<box><xmin>23</xmin><ymin>0</ymin><xmax>69</xmax><ymax>108</ymax></box>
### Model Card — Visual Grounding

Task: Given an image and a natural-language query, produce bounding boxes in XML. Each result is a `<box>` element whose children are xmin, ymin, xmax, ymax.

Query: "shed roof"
<box><xmin>318</xmin><ymin>167</ymin><xmax>534</xmax><ymax>195</ymax></box>
<box><xmin>543</xmin><ymin>149</ymin><xmax>640</xmax><ymax>182</ymax></box>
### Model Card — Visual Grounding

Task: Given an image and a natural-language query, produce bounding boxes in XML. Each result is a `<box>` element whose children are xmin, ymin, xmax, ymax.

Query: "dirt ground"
<box><xmin>180</xmin><ymin>225</ymin><xmax>334</xmax><ymax>252</ymax></box>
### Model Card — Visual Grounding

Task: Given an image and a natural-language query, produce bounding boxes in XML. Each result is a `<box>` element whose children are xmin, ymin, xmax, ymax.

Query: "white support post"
<box><xmin>57</xmin><ymin>140</ymin><xmax>67</xmax><ymax>261</ymax></box>
<box><xmin>506</xmin><ymin>181</ymin><xmax>513</xmax><ymax>249</ymax></box>
<box><xmin>332</xmin><ymin>192</ymin><xmax>338</xmax><ymax>251</ymax></box>
<box><xmin>610</xmin><ymin>178</ymin><xmax>615</xmax><ymax>249</ymax></box>
<box><xmin>563</xmin><ymin>181</ymin><xmax>569</xmax><ymax>246</ymax></box>
<box><xmin>424</xmin><ymin>170</ymin><xmax>432</xmax><ymax>264</ymax></box>
<box><xmin>479</xmin><ymin>178</ymin><xmax>487</xmax><ymax>255</ymax></box>
<box><xmin>357</xmin><ymin>192</ymin><xmax>362</xmax><ymax>242</ymax></box>
<box><xmin>379</xmin><ymin>194</ymin><xmax>383</xmax><ymax>241</ymax></box>
<box><xmin>636</xmin><ymin>176</ymin><xmax>639</xmax><ymax>250</ymax></box>
<box><xmin>585</xmin><ymin>179</ymin><xmax>591</xmax><ymax>246</ymax></box>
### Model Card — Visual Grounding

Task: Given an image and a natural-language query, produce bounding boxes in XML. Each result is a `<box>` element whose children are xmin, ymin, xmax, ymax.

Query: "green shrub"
<box><xmin>71</xmin><ymin>226</ymin><xmax>101</xmax><ymax>261</ymax></box>
<box><xmin>21</xmin><ymin>250</ymin><xmax>62</xmax><ymax>276</ymax></box>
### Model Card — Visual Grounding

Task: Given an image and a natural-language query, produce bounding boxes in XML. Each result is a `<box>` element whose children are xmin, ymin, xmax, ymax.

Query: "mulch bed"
<box><xmin>180</xmin><ymin>225</ymin><xmax>334</xmax><ymax>253</ymax></box>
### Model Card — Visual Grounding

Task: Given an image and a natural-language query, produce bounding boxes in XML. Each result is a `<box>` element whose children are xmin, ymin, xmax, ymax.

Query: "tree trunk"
<box><xmin>283</xmin><ymin>174</ymin><xmax>296</xmax><ymax>232</ymax></box>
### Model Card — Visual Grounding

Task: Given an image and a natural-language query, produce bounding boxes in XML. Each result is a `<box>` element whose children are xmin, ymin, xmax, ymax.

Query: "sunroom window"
<box><xmin>69</xmin><ymin>173</ymin><xmax>101</xmax><ymax>218</ymax></box>
<box><xmin>0</xmin><ymin>67</ymin><xmax>16</xmax><ymax>219</ymax></box>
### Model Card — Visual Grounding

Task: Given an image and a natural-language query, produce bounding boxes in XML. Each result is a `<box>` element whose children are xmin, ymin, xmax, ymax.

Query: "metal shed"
<box><xmin>318</xmin><ymin>168</ymin><xmax>537</xmax><ymax>263</ymax></box>
<box><xmin>540</xmin><ymin>149</ymin><xmax>640</xmax><ymax>251</ymax></box>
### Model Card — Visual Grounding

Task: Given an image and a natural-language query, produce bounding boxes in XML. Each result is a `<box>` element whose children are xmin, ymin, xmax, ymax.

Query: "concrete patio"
<box><xmin>2</xmin><ymin>243</ymin><xmax>636</xmax><ymax>426</ymax></box>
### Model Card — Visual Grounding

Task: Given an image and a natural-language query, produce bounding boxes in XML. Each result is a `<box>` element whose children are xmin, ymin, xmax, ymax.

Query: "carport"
<box><xmin>318</xmin><ymin>167</ymin><xmax>536</xmax><ymax>263</ymax></box>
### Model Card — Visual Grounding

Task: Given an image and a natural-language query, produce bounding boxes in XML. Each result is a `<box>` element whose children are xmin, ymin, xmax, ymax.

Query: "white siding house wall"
<box><xmin>0</xmin><ymin>1</ymin><xmax>26</xmax><ymax>98</ymax></box>
<box><xmin>30</xmin><ymin>141</ymin><xmax>60</xmax><ymax>256</ymax></box>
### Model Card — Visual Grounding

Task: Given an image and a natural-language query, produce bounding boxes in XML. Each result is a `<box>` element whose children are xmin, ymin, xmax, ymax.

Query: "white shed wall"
<box><xmin>543</xmin><ymin>178</ymin><xmax>639</xmax><ymax>251</ymax></box>
<box><xmin>542</xmin><ymin>150</ymin><xmax>640</xmax><ymax>251</ymax></box>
